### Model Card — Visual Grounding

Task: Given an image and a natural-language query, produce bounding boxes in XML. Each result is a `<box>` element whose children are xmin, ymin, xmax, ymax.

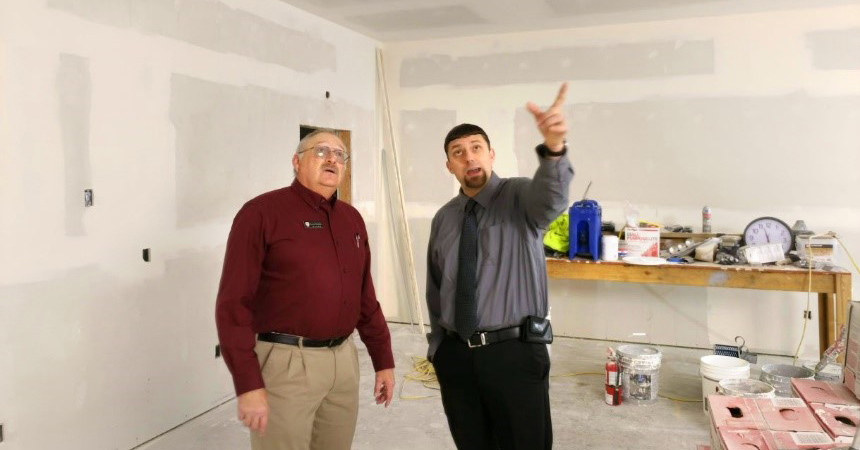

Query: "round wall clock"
<box><xmin>742</xmin><ymin>216</ymin><xmax>794</xmax><ymax>254</ymax></box>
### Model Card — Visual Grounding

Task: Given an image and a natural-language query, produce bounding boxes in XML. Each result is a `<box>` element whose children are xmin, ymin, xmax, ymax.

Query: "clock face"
<box><xmin>743</xmin><ymin>217</ymin><xmax>793</xmax><ymax>254</ymax></box>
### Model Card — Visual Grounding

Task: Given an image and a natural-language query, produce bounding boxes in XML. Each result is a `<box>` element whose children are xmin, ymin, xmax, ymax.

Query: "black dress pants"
<box><xmin>432</xmin><ymin>333</ymin><xmax>552</xmax><ymax>450</ymax></box>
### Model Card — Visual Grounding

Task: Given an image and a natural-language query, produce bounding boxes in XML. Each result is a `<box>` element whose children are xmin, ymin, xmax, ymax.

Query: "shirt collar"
<box><xmin>291</xmin><ymin>178</ymin><xmax>338</xmax><ymax>210</ymax></box>
<box><xmin>456</xmin><ymin>171</ymin><xmax>500</xmax><ymax>211</ymax></box>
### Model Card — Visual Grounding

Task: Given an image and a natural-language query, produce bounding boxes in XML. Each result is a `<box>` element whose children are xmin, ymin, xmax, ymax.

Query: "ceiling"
<box><xmin>277</xmin><ymin>0</ymin><xmax>859</xmax><ymax>42</ymax></box>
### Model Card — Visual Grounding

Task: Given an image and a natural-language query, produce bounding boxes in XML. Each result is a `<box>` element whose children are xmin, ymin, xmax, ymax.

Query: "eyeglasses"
<box><xmin>298</xmin><ymin>144</ymin><xmax>350</xmax><ymax>164</ymax></box>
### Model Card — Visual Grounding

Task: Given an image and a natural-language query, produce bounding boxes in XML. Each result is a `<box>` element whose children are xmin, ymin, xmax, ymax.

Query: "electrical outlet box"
<box><xmin>142</xmin><ymin>248</ymin><xmax>150</xmax><ymax>262</ymax></box>
<box><xmin>215</xmin><ymin>344</ymin><xmax>221</xmax><ymax>358</ymax></box>
<box><xmin>1</xmin><ymin>423</ymin><xmax>4</xmax><ymax>442</ymax></box>
<box><xmin>84</xmin><ymin>189</ymin><xmax>93</xmax><ymax>207</ymax></box>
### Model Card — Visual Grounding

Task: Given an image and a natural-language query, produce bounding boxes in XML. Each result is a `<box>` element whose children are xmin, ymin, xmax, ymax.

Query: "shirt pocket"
<box><xmin>480</xmin><ymin>223</ymin><xmax>505</xmax><ymax>267</ymax></box>
<box><xmin>350</xmin><ymin>230</ymin><xmax>367</xmax><ymax>272</ymax></box>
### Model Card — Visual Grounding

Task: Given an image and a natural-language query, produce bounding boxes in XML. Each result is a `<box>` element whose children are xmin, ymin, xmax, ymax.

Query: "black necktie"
<box><xmin>455</xmin><ymin>199</ymin><xmax>479</xmax><ymax>340</ymax></box>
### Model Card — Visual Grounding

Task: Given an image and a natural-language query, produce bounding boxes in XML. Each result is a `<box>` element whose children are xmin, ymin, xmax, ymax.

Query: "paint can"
<box><xmin>617</xmin><ymin>344</ymin><xmax>662</xmax><ymax>405</ymax></box>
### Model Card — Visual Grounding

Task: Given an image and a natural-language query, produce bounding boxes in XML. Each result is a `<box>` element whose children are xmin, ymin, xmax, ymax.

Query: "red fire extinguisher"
<box><xmin>605</xmin><ymin>348</ymin><xmax>622</xmax><ymax>406</ymax></box>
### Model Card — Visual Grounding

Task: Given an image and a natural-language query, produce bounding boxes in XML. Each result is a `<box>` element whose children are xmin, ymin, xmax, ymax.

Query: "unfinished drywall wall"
<box><xmin>382</xmin><ymin>4</ymin><xmax>860</xmax><ymax>359</ymax></box>
<box><xmin>0</xmin><ymin>0</ymin><xmax>380</xmax><ymax>449</ymax></box>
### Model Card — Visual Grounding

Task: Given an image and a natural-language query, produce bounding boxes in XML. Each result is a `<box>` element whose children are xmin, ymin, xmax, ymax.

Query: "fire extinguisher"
<box><xmin>605</xmin><ymin>348</ymin><xmax>622</xmax><ymax>406</ymax></box>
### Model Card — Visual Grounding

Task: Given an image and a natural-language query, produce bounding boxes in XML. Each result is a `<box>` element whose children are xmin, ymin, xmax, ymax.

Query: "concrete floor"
<box><xmin>137</xmin><ymin>323</ymin><xmax>797</xmax><ymax>450</ymax></box>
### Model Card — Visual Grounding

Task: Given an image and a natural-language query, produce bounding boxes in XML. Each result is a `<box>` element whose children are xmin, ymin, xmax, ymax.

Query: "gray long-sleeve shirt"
<box><xmin>426</xmin><ymin>153</ymin><xmax>574</xmax><ymax>358</ymax></box>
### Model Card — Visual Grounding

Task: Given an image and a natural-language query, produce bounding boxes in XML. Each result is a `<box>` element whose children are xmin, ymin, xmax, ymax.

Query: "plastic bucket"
<box><xmin>760</xmin><ymin>364</ymin><xmax>814</xmax><ymax>397</ymax></box>
<box><xmin>700</xmin><ymin>355</ymin><xmax>750</xmax><ymax>412</ymax></box>
<box><xmin>718</xmin><ymin>379</ymin><xmax>775</xmax><ymax>398</ymax></box>
<box><xmin>617</xmin><ymin>344</ymin><xmax>662</xmax><ymax>405</ymax></box>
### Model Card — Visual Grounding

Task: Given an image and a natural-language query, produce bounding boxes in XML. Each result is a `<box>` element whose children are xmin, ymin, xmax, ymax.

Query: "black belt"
<box><xmin>258</xmin><ymin>332</ymin><xmax>348</xmax><ymax>348</ymax></box>
<box><xmin>447</xmin><ymin>326</ymin><xmax>522</xmax><ymax>348</ymax></box>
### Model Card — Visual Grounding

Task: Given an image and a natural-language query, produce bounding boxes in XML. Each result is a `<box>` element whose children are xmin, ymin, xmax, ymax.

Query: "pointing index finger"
<box><xmin>550</xmin><ymin>82</ymin><xmax>568</xmax><ymax>109</ymax></box>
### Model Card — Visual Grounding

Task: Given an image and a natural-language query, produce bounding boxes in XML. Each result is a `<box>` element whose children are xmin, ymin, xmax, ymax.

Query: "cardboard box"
<box><xmin>792</xmin><ymin>379</ymin><xmax>860</xmax><ymax>407</ymax></box>
<box><xmin>756</xmin><ymin>397</ymin><xmax>823</xmax><ymax>433</ymax></box>
<box><xmin>717</xmin><ymin>429</ymin><xmax>840</xmax><ymax>450</ymax></box>
<box><xmin>718</xmin><ymin>429</ymin><xmax>771</xmax><ymax>450</ymax></box>
<box><xmin>708</xmin><ymin>396</ymin><xmax>830</xmax><ymax>449</ymax></box>
<box><xmin>809</xmin><ymin>402</ymin><xmax>860</xmax><ymax>440</ymax></box>
<box><xmin>845</xmin><ymin>367</ymin><xmax>860</xmax><ymax>397</ymax></box>
<box><xmin>624</xmin><ymin>227</ymin><xmax>660</xmax><ymax>257</ymax></box>
<box><xmin>708</xmin><ymin>395</ymin><xmax>766</xmax><ymax>430</ymax></box>
<box><xmin>769</xmin><ymin>430</ymin><xmax>841</xmax><ymax>449</ymax></box>
<box><xmin>845</xmin><ymin>302</ymin><xmax>860</xmax><ymax>396</ymax></box>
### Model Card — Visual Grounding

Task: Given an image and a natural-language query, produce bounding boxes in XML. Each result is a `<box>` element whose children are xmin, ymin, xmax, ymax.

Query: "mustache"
<box><xmin>322</xmin><ymin>163</ymin><xmax>339</xmax><ymax>173</ymax></box>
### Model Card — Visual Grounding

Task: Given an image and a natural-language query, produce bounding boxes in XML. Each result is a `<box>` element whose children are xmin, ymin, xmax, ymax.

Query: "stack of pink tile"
<box><xmin>792</xmin><ymin>378</ymin><xmax>860</xmax><ymax>444</ymax></box>
<box><xmin>706</xmin><ymin>394</ymin><xmax>841</xmax><ymax>449</ymax></box>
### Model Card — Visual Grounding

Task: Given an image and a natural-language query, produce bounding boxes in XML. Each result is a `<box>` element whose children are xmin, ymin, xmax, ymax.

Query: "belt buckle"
<box><xmin>467</xmin><ymin>332</ymin><xmax>487</xmax><ymax>348</ymax></box>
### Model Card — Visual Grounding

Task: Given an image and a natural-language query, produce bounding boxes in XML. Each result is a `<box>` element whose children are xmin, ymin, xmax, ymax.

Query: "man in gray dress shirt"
<box><xmin>426</xmin><ymin>83</ymin><xmax>573</xmax><ymax>450</ymax></box>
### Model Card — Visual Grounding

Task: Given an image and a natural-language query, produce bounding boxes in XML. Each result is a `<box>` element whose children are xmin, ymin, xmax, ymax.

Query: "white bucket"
<box><xmin>700</xmin><ymin>355</ymin><xmax>750</xmax><ymax>412</ymax></box>
<box><xmin>618</xmin><ymin>344</ymin><xmax>662</xmax><ymax>405</ymax></box>
<box><xmin>718</xmin><ymin>379</ymin><xmax>775</xmax><ymax>398</ymax></box>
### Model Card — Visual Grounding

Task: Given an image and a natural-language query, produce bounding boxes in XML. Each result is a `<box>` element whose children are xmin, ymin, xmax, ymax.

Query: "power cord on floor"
<box><xmin>399</xmin><ymin>356</ymin><xmax>440</xmax><ymax>400</ymax></box>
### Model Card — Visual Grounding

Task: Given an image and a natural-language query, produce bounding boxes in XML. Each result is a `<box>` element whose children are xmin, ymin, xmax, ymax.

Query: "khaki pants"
<box><xmin>251</xmin><ymin>336</ymin><xmax>360</xmax><ymax>450</ymax></box>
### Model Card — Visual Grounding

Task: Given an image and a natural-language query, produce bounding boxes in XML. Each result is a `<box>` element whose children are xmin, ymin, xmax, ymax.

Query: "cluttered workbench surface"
<box><xmin>546</xmin><ymin>257</ymin><xmax>852</xmax><ymax>355</ymax></box>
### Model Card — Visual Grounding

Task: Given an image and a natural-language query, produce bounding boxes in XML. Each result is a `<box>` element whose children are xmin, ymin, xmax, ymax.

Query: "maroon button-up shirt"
<box><xmin>215</xmin><ymin>179</ymin><xmax>394</xmax><ymax>396</ymax></box>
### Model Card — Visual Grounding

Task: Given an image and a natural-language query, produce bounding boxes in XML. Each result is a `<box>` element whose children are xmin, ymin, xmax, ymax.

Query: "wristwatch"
<box><xmin>536</xmin><ymin>140</ymin><xmax>567</xmax><ymax>158</ymax></box>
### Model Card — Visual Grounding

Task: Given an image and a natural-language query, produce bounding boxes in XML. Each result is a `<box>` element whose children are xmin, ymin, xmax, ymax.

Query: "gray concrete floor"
<box><xmin>138</xmin><ymin>323</ymin><xmax>796</xmax><ymax>450</ymax></box>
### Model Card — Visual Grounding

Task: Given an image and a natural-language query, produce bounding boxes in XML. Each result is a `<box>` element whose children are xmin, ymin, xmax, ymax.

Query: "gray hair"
<box><xmin>295</xmin><ymin>128</ymin><xmax>339</xmax><ymax>157</ymax></box>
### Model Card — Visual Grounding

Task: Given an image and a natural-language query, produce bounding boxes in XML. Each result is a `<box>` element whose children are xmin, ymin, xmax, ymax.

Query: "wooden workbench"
<box><xmin>546</xmin><ymin>258</ymin><xmax>852</xmax><ymax>356</ymax></box>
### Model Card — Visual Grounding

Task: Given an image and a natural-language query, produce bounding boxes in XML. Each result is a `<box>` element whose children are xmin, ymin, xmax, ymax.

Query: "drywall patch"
<box><xmin>399</xmin><ymin>110</ymin><xmax>457</xmax><ymax>203</ymax></box>
<box><xmin>57</xmin><ymin>54</ymin><xmax>93</xmax><ymax>237</ymax></box>
<box><xmin>47</xmin><ymin>0</ymin><xmax>336</xmax><ymax>72</ymax></box>
<box><xmin>807</xmin><ymin>27</ymin><xmax>860</xmax><ymax>70</ymax></box>
<box><xmin>170</xmin><ymin>74</ymin><xmax>372</xmax><ymax>227</ymax></box>
<box><xmin>514</xmin><ymin>93</ymin><xmax>860</xmax><ymax>208</ymax></box>
<box><xmin>170</xmin><ymin>74</ymin><xmax>294</xmax><ymax>227</ymax></box>
<box><xmin>348</xmin><ymin>5</ymin><xmax>486</xmax><ymax>32</ymax></box>
<box><xmin>400</xmin><ymin>40</ymin><xmax>714</xmax><ymax>87</ymax></box>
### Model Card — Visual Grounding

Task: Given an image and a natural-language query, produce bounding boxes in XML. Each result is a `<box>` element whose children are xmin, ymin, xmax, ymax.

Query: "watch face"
<box><xmin>743</xmin><ymin>217</ymin><xmax>793</xmax><ymax>254</ymax></box>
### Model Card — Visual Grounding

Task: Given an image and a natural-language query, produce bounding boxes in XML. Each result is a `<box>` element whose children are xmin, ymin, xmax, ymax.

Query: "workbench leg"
<box><xmin>836</xmin><ymin>274</ymin><xmax>852</xmax><ymax>363</ymax></box>
<box><xmin>819</xmin><ymin>293</ymin><xmax>832</xmax><ymax>357</ymax></box>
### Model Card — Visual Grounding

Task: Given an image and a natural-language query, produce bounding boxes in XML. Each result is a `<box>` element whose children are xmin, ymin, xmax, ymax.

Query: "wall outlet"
<box><xmin>215</xmin><ymin>344</ymin><xmax>221</xmax><ymax>358</ymax></box>
<box><xmin>84</xmin><ymin>189</ymin><xmax>93</xmax><ymax>207</ymax></box>
<box><xmin>1</xmin><ymin>423</ymin><xmax>4</xmax><ymax>443</ymax></box>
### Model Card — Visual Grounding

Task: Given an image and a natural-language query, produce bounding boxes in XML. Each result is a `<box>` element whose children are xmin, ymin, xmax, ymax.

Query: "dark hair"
<box><xmin>443</xmin><ymin>123</ymin><xmax>490</xmax><ymax>155</ymax></box>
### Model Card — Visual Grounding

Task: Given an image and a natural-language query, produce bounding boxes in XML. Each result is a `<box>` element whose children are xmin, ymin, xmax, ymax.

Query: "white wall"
<box><xmin>0</xmin><ymin>0</ymin><xmax>383</xmax><ymax>448</ymax></box>
<box><xmin>381</xmin><ymin>5</ymin><xmax>860</xmax><ymax>359</ymax></box>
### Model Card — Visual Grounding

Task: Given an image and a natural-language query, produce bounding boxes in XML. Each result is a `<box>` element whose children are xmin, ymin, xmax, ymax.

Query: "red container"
<box><xmin>606</xmin><ymin>384</ymin><xmax>622</xmax><ymax>406</ymax></box>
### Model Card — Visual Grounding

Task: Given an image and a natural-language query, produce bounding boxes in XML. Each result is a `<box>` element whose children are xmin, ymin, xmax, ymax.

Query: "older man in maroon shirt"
<box><xmin>215</xmin><ymin>129</ymin><xmax>395</xmax><ymax>450</ymax></box>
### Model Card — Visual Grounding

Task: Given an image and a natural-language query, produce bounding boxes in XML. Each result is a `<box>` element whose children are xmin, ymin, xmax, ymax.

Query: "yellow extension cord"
<box><xmin>400</xmin><ymin>359</ymin><xmax>701</xmax><ymax>402</ymax></box>
<box><xmin>792</xmin><ymin>234</ymin><xmax>860</xmax><ymax>363</ymax></box>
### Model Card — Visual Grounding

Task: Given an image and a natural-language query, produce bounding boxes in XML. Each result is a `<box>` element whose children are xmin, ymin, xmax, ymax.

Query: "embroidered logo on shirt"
<box><xmin>303</xmin><ymin>221</ymin><xmax>323</xmax><ymax>229</ymax></box>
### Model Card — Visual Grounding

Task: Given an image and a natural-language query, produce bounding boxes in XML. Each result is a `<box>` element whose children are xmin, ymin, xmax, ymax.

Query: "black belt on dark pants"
<box><xmin>258</xmin><ymin>332</ymin><xmax>348</xmax><ymax>348</ymax></box>
<box><xmin>447</xmin><ymin>326</ymin><xmax>522</xmax><ymax>348</ymax></box>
